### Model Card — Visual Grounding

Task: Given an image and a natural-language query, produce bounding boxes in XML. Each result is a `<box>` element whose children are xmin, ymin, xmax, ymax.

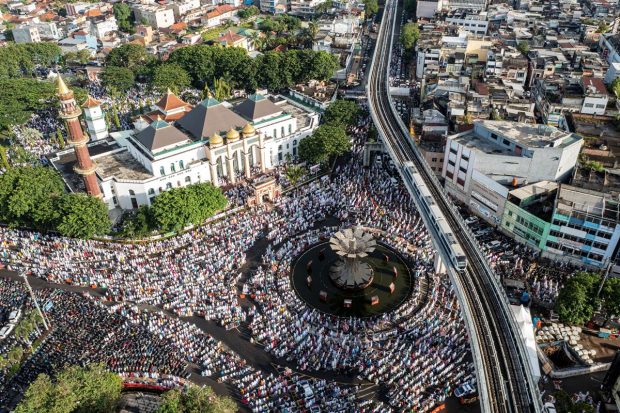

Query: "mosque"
<box><xmin>50</xmin><ymin>77</ymin><xmax>320</xmax><ymax>210</ymax></box>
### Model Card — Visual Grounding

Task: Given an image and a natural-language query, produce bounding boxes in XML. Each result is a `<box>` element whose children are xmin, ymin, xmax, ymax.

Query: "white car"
<box><xmin>454</xmin><ymin>382</ymin><xmax>476</xmax><ymax>398</ymax></box>
<box><xmin>465</xmin><ymin>216</ymin><xmax>479</xmax><ymax>225</ymax></box>
<box><xmin>8</xmin><ymin>309</ymin><xmax>21</xmax><ymax>323</ymax></box>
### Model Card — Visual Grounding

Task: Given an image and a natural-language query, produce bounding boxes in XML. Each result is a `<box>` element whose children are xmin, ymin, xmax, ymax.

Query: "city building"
<box><xmin>132</xmin><ymin>4</ymin><xmax>175</xmax><ymax>29</ymax></box>
<box><xmin>289</xmin><ymin>0</ymin><xmax>325</xmax><ymax>16</ymax></box>
<box><xmin>89</xmin><ymin>15</ymin><xmax>118</xmax><ymax>40</ymax></box>
<box><xmin>442</xmin><ymin>121</ymin><xmax>583</xmax><ymax>224</ymax></box>
<box><xmin>12</xmin><ymin>24</ymin><xmax>41</xmax><ymax>43</ymax></box>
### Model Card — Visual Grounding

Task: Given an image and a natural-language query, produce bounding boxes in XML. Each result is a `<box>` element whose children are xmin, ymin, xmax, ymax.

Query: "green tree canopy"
<box><xmin>151</xmin><ymin>183</ymin><xmax>228</xmax><ymax>232</ymax></box>
<box><xmin>157</xmin><ymin>384</ymin><xmax>236</xmax><ymax>413</ymax></box>
<box><xmin>611</xmin><ymin>77</ymin><xmax>620</xmax><ymax>98</ymax></box>
<box><xmin>400</xmin><ymin>23</ymin><xmax>420</xmax><ymax>51</ymax></box>
<box><xmin>113</xmin><ymin>2</ymin><xmax>133</xmax><ymax>33</ymax></box>
<box><xmin>105</xmin><ymin>44</ymin><xmax>153</xmax><ymax>71</ymax></box>
<box><xmin>601</xmin><ymin>277</ymin><xmax>620</xmax><ymax>318</ymax></box>
<box><xmin>363</xmin><ymin>0</ymin><xmax>379</xmax><ymax>16</ymax></box>
<box><xmin>15</xmin><ymin>363</ymin><xmax>122</xmax><ymax>413</ymax></box>
<box><xmin>151</xmin><ymin>63</ymin><xmax>191</xmax><ymax>93</ymax></box>
<box><xmin>517</xmin><ymin>41</ymin><xmax>529</xmax><ymax>56</ymax></box>
<box><xmin>0</xmin><ymin>78</ymin><xmax>56</xmax><ymax>131</ymax></box>
<box><xmin>237</xmin><ymin>5</ymin><xmax>259</xmax><ymax>19</ymax></box>
<box><xmin>404</xmin><ymin>0</ymin><xmax>417</xmax><ymax>16</ymax></box>
<box><xmin>323</xmin><ymin>99</ymin><xmax>360</xmax><ymax>127</ymax></box>
<box><xmin>100</xmin><ymin>66</ymin><xmax>135</xmax><ymax>92</ymax></box>
<box><xmin>0</xmin><ymin>43</ymin><xmax>62</xmax><ymax>78</ymax></box>
<box><xmin>555</xmin><ymin>271</ymin><xmax>601</xmax><ymax>325</ymax></box>
<box><xmin>299</xmin><ymin>124</ymin><xmax>350</xmax><ymax>164</ymax></box>
<box><xmin>55</xmin><ymin>193</ymin><xmax>111</xmax><ymax>238</ymax></box>
<box><xmin>0</xmin><ymin>166</ymin><xmax>65</xmax><ymax>229</ymax></box>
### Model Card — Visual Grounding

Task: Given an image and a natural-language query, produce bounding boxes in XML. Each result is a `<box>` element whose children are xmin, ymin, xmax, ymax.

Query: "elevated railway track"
<box><xmin>366</xmin><ymin>0</ymin><xmax>543</xmax><ymax>411</ymax></box>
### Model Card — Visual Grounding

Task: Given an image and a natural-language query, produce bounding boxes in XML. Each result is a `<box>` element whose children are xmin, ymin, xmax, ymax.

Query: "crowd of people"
<box><xmin>0</xmin><ymin>107</ymin><xmax>479</xmax><ymax>412</ymax></box>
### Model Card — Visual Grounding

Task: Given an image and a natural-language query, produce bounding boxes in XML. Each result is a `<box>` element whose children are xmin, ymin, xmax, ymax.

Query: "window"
<box><xmin>273</xmin><ymin>129</ymin><xmax>277</xmax><ymax>138</ymax></box>
<box><xmin>293</xmin><ymin>140</ymin><xmax>297</xmax><ymax>146</ymax></box>
<box><xmin>289</xmin><ymin>124</ymin><xmax>292</xmax><ymax>134</ymax></box>
<box><xmin>128</xmin><ymin>189</ymin><xmax>138</xmax><ymax>209</ymax></box>
<box><xmin>448</xmin><ymin>160</ymin><xmax>455</xmax><ymax>167</ymax></box>
<box><xmin>502</xmin><ymin>139</ymin><xmax>510</xmax><ymax>146</ymax></box>
<box><xmin>185</xmin><ymin>176</ymin><xmax>191</xmax><ymax>184</ymax></box>
<box><xmin>179</xmin><ymin>160</ymin><xmax>185</xmax><ymax>170</ymax></box>
<box><xmin>491</xmin><ymin>133</ymin><xmax>498</xmax><ymax>140</ymax></box>
<box><xmin>596</xmin><ymin>104</ymin><xmax>606</xmax><ymax>109</ymax></box>
<box><xmin>281</xmin><ymin>126</ymin><xmax>285</xmax><ymax>136</ymax></box>
<box><xmin>170</xmin><ymin>163</ymin><xmax>176</xmax><ymax>173</ymax></box>
<box><xmin>160</xmin><ymin>166</ymin><xmax>165</xmax><ymax>176</ymax></box>
<box><xmin>166</xmin><ymin>182</ymin><xmax>172</xmax><ymax>190</ymax></box>
<box><xmin>431</xmin><ymin>158</ymin><xmax>438</xmax><ymax>162</ymax></box>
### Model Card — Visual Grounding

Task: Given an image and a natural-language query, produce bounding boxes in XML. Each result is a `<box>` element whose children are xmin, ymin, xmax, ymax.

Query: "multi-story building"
<box><xmin>132</xmin><ymin>4</ymin><xmax>175</xmax><ymax>29</ymax></box>
<box><xmin>169</xmin><ymin>0</ymin><xmax>201</xmax><ymax>19</ymax></box>
<box><xmin>289</xmin><ymin>0</ymin><xmax>325</xmax><ymax>16</ymax></box>
<box><xmin>442</xmin><ymin>121</ymin><xmax>583</xmax><ymax>224</ymax></box>
<box><xmin>546</xmin><ymin>184</ymin><xmax>620</xmax><ymax>268</ymax></box>
<box><xmin>501</xmin><ymin>181</ymin><xmax>557</xmax><ymax>249</ymax></box>
<box><xmin>89</xmin><ymin>16</ymin><xmax>118</xmax><ymax>40</ymax></box>
<box><xmin>12</xmin><ymin>25</ymin><xmax>41</xmax><ymax>43</ymax></box>
<box><xmin>581</xmin><ymin>76</ymin><xmax>609</xmax><ymax>116</ymax></box>
<box><xmin>445</xmin><ymin>10</ymin><xmax>489</xmax><ymax>35</ymax></box>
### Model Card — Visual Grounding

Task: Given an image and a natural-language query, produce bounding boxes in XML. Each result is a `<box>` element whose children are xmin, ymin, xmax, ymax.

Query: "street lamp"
<box><xmin>20</xmin><ymin>272</ymin><xmax>50</xmax><ymax>331</ymax></box>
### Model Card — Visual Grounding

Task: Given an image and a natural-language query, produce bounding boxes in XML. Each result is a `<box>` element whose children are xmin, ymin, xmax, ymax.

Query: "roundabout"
<box><xmin>290</xmin><ymin>227</ymin><xmax>415</xmax><ymax>318</ymax></box>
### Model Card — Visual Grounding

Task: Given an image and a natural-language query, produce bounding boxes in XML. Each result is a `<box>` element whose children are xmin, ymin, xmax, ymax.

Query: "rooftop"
<box><xmin>477</xmin><ymin>121</ymin><xmax>580</xmax><ymax>149</ymax></box>
<box><xmin>95</xmin><ymin>150</ymin><xmax>153</xmax><ymax>181</ymax></box>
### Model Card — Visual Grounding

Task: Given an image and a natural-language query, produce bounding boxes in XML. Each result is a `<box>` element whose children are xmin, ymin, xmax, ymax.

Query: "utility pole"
<box><xmin>21</xmin><ymin>273</ymin><xmax>50</xmax><ymax>331</ymax></box>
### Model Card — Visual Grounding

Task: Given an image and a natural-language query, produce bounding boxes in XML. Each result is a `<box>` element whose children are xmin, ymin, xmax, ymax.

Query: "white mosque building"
<box><xmin>50</xmin><ymin>90</ymin><xmax>320</xmax><ymax>210</ymax></box>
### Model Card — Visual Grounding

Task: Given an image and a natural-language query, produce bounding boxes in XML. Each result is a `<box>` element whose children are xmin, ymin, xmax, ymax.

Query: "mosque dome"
<box><xmin>226</xmin><ymin>127</ymin><xmax>240</xmax><ymax>142</ymax></box>
<box><xmin>209</xmin><ymin>132</ymin><xmax>223</xmax><ymax>147</ymax></box>
<box><xmin>242</xmin><ymin>123</ymin><xmax>256</xmax><ymax>137</ymax></box>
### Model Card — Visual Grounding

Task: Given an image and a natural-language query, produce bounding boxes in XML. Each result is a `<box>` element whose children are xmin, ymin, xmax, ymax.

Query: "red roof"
<box><xmin>83</xmin><ymin>95</ymin><xmax>101</xmax><ymax>108</ymax></box>
<box><xmin>168</xmin><ymin>22</ymin><xmax>187</xmax><ymax>33</ymax></box>
<box><xmin>84</xmin><ymin>9</ymin><xmax>102</xmax><ymax>17</ymax></box>
<box><xmin>155</xmin><ymin>90</ymin><xmax>191</xmax><ymax>112</ymax></box>
<box><xmin>582</xmin><ymin>76</ymin><xmax>607</xmax><ymax>95</ymax></box>
<box><xmin>207</xmin><ymin>4</ymin><xmax>235</xmax><ymax>18</ymax></box>
<box><xmin>217</xmin><ymin>30</ymin><xmax>244</xmax><ymax>45</ymax></box>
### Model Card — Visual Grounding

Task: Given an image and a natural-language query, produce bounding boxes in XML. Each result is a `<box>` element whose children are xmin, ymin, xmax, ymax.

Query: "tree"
<box><xmin>601</xmin><ymin>277</ymin><xmax>620</xmax><ymax>318</ymax></box>
<box><xmin>157</xmin><ymin>384</ymin><xmax>236</xmax><ymax>413</ymax></box>
<box><xmin>517</xmin><ymin>41</ymin><xmax>529</xmax><ymax>56</ymax></box>
<box><xmin>15</xmin><ymin>363</ymin><xmax>122</xmax><ymax>413</ymax></box>
<box><xmin>323</xmin><ymin>99</ymin><xmax>360</xmax><ymax>127</ymax></box>
<box><xmin>404</xmin><ymin>0</ymin><xmax>417</xmax><ymax>16</ymax></box>
<box><xmin>363</xmin><ymin>0</ymin><xmax>379</xmax><ymax>16</ymax></box>
<box><xmin>307</xmin><ymin>50</ymin><xmax>339</xmax><ymax>81</ymax></box>
<box><xmin>0</xmin><ymin>146</ymin><xmax>9</xmax><ymax>171</ymax></box>
<box><xmin>247</xmin><ymin>31</ymin><xmax>264</xmax><ymax>51</ymax></box>
<box><xmin>151</xmin><ymin>63</ymin><xmax>191</xmax><ymax>94</ymax></box>
<box><xmin>105</xmin><ymin>44</ymin><xmax>153</xmax><ymax>71</ymax></box>
<box><xmin>151</xmin><ymin>183</ymin><xmax>227</xmax><ymax>232</ymax></box>
<box><xmin>0</xmin><ymin>78</ymin><xmax>57</xmax><ymax>131</ymax></box>
<box><xmin>400</xmin><ymin>23</ymin><xmax>420</xmax><ymax>51</ymax></box>
<box><xmin>100</xmin><ymin>66</ymin><xmax>135</xmax><ymax>93</ymax></box>
<box><xmin>56</xmin><ymin>128</ymin><xmax>65</xmax><ymax>149</ymax></box>
<box><xmin>555</xmin><ymin>272</ymin><xmax>601</xmax><ymax>325</ymax></box>
<box><xmin>113</xmin><ymin>2</ymin><xmax>133</xmax><ymax>33</ymax></box>
<box><xmin>237</xmin><ymin>5</ymin><xmax>259</xmax><ymax>19</ymax></box>
<box><xmin>597</xmin><ymin>22</ymin><xmax>610</xmax><ymax>34</ymax></box>
<box><xmin>299</xmin><ymin>124</ymin><xmax>350</xmax><ymax>164</ymax></box>
<box><xmin>285</xmin><ymin>165</ymin><xmax>306</xmax><ymax>186</ymax></box>
<box><xmin>55</xmin><ymin>193</ymin><xmax>110</xmax><ymax>238</ymax></box>
<box><xmin>0</xmin><ymin>166</ymin><xmax>65</xmax><ymax>229</ymax></box>
<box><xmin>611</xmin><ymin>77</ymin><xmax>620</xmax><ymax>98</ymax></box>
<box><xmin>213</xmin><ymin>77</ymin><xmax>231</xmax><ymax>101</ymax></box>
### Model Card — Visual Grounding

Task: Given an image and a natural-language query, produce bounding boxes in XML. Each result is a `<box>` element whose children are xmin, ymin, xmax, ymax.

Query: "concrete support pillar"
<box><xmin>258</xmin><ymin>134</ymin><xmax>266</xmax><ymax>173</ymax></box>
<box><xmin>244</xmin><ymin>151</ymin><xmax>251</xmax><ymax>179</ymax></box>
<box><xmin>210</xmin><ymin>162</ymin><xmax>219</xmax><ymax>187</ymax></box>
<box><xmin>226</xmin><ymin>145</ymin><xmax>236</xmax><ymax>184</ymax></box>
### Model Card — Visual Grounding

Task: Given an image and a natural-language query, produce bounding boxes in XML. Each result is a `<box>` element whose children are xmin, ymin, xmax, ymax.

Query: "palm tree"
<box><xmin>8</xmin><ymin>347</ymin><xmax>24</xmax><ymax>365</ymax></box>
<box><xmin>308</xmin><ymin>21</ymin><xmax>319</xmax><ymax>40</ymax></box>
<box><xmin>285</xmin><ymin>165</ymin><xmax>306</xmax><ymax>187</ymax></box>
<box><xmin>248</xmin><ymin>31</ymin><xmax>263</xmax><ymax>51</ymax></box>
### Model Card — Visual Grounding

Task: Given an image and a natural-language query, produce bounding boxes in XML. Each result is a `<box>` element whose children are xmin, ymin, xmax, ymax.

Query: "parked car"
<box><xmin>454</xmin><ymin>382</ymin><xmax>476</xmax><ymax>398</ymax></box>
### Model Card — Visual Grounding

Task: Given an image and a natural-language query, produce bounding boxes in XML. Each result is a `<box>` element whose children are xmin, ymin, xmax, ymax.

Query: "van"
<box><xmin>486</xmin><ymin>240</ymin><xmax>502</xmax><ymax>249</ymax></box>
